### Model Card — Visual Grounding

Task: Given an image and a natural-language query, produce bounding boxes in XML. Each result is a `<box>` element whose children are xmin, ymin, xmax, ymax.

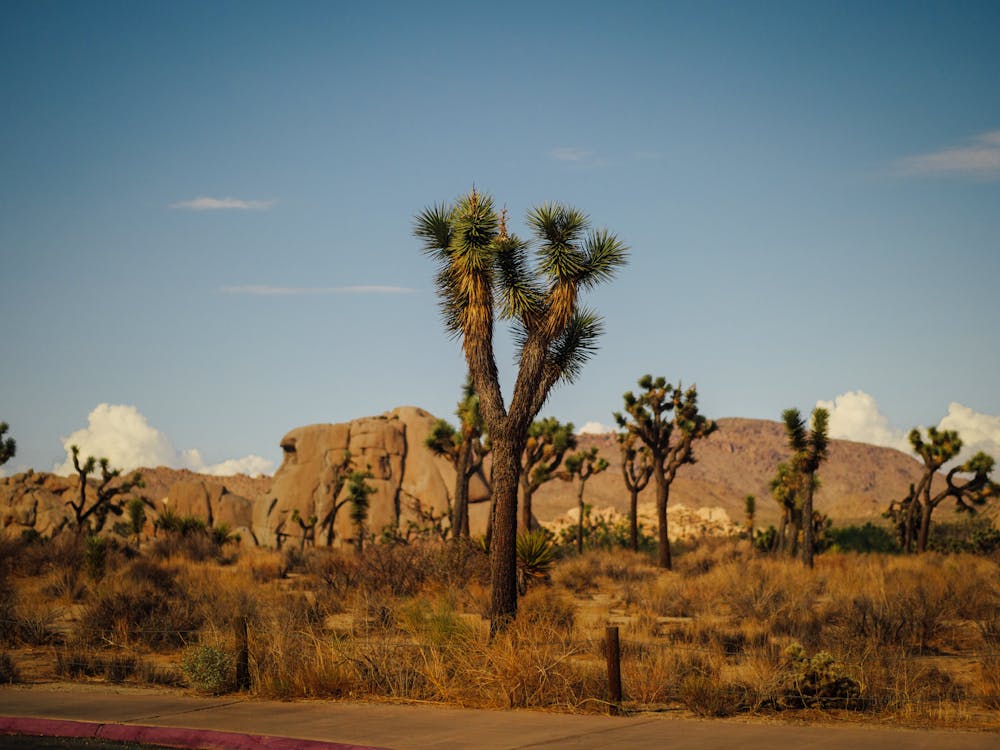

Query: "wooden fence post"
<box><xmin>605</xmin><ymin>625</ymin><xmax>622</xmax><ymax>714</ymax></box>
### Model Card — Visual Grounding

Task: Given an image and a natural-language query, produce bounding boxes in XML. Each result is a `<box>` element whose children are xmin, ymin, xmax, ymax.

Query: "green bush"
<box><xmin>929</xmin><ymin>517</ymin><xmax>1000</xmax><ymax>555</ymax></box>
<box><xmin>781</xmin><ymin>643</ymin><xmax>861</xmax><ymax>708</ymax></box>
<box><xmin>828</xmin><ymin>523</ymin><xmax>900</xmax><ymax>553</ymax></box>
<box><xmin>516</xmin><ymin>529</ymin><xmax>556</xmax><ymax>593</ymax></box>
<box><xmin>182</xmin><ymin>645</ymin><xmax>235</xmax><ymax>694</ymax></box>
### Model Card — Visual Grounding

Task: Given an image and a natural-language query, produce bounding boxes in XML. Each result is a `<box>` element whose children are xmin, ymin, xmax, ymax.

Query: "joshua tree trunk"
<box><xmin>575</xmin><ymin>481</ymin><xmax>586</xmax><ymax>554</ymax></box>
<box><xmin>801</xmin><ymin>478</ymin><xmax>815</xmax><ymax>568</ymax></box>
<box><xmin>629</xmin><ymin>488</ymin><xmax>640</xmax><ymax>552</ymax></box>
<box><xmin>653</xmin><ymin>462</ymin><xmax>671</xmax><ymax>569</ymax></box>
<box><xmin>520</xmin><ymin>481</ymin><xmax>536</xmax><ymax>532</ymax></box>
<box><xmin>453</xmin><ymin>435</ymin><xmax>473</xmax><ymax>538</ymax></box>
<box><xmin>771</xmin><ymin>510</ymin><xmax>785</xmax><ymax>554</ymax></box>
<box><xmin>489</xmin><ymin>434</ymin><xmax>524</xmax><ymax>634</ymax></box>
<box><xmin>917</xmin><ymin>500</ymin><xmax>934</xmax><ymax>553</ymax></box>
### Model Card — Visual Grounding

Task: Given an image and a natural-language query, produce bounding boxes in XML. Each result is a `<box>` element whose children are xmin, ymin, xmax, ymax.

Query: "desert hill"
<box><xmin>532</xmin><ymin>417</ymin><xmax>928</xmax><ymax>526</ymax></box>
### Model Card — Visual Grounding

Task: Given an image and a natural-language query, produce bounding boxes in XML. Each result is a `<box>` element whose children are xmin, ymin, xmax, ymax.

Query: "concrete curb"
<box><xmin>0</xmin><ymin>716</ymin><xmax>391</xmax><ymax>750</ymax></box>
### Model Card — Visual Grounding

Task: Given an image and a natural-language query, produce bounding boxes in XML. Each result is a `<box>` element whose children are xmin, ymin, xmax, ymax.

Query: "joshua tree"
<box><xmin>415</xmin><ymin>188</ymin><xmax>626</xmax><ymax>630</ymax></box>
<box><xmin>520</xmin><ymin>417</ymin><xmax>577</xmax><ymax>531</ymax></box>
<box><xmin>769</xmin><ymin>461</ymin><xmax>800</xmax><ymax>555</ymax></box>
<box><xmin>908</xmin><ymin>427</ymin><xmax>998</xmax><ymax>552</ymax></box>
<box><xmin>291</xmin><ymin>510</ymin><xmax>319</xmax><ymax>551</ymax></box>
<box><xmin>885</xmin><ymin>482</ymin><xmax>921</xmax><ymax>553</ymax></box>
<box><xmin>744</xmin><ymin>494</ymin><xmax>756</xmax><ymax>541</ymax></box>
<box><xmin>317</xmin><ymin>449</ymin><xmax>354</xmax><ymax>546</ymax></box>
<box><xmin>0</xmin><ymin>422</ymin><xmax>15</xmax><ymax>466</ymax></box>
<box><xmin>346</xmin><ymin>468</ymin><xmax>375</xmax><ymax>557</ymax></box>
<box><xmin>615</xmin><ymin>376</ymin><xmax>716</xmax><ymax>569</ymax></box>
<box><xmin>67</xmin><ymin>445</ymin><xmax>144</xmax><ymax>534</ymax></box>
<box><xmin>618</xmin><ymin>431</ymin><xmax>653</xmax><ymax>551</ymax></box>
<box><xmin>425</xmin><ymin>376</ymin><xmax>490</xmax><ymax>538</ymax></box>
<box><xmin>126</xmin><ymin>496</ymin><xmax>151</xmax><ymax>545</ymax></box>
<box><xmin>781</xmin><ymin>407</ymin><xmax>829</xmax><ymax>568</ymax></box>
<box><xmin>562</xmin><ymin>446</ymin><xmax>609</xmax><ymax>554</ymax></box>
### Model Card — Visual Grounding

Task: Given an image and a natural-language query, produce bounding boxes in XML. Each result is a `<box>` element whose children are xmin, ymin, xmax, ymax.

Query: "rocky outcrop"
<box><xmin>161</xmin><ymin>479</ymin><xmax>255</xmax><ymax>541</ymax></box>
<box><xmin>0</xmin><ymin>471</ymin><xmax>76</xmax><ymax>537</ymax></box>
<box><xmin>548</xmin><ymin>502</ymin><xmax>742</xmax><ymax>541</ymax></box>
<box><xmin>0</xmin><ymin>467</ymin><xmax>264</xmax><ymax>541</ymax></box>
<box><xmin>257</xmin><ymin>406</ymin><xmax>489</xmax><ymax>547</ymax></box>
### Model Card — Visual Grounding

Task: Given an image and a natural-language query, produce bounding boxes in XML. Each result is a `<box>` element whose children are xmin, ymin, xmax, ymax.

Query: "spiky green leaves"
<box><xmin>347</xmin><ymin>469</ymin><xmax>376</xmax><ymax>528</ymax></box>
<box><xmin>616</xmin><ymin>376</ymin><xmax>716</xmax><ymax>474</ymax></box>
<box><xmin>614</xmin><ymin>376</ymin><xmax>678</xmax><ymax>456</ymax></box>
<box><xmin>563</xmin><ymin>446</ymin><xmax>609</xmax><ymax>479</ymax></box>
<box><xmin>425</xmin><ymin>419</ymin><xmax>461</xmax><ymax>460</ymax></box>
<box><xmin>494</xmin><ymin>232</ymin><xmax>543</xmax><ymax>323</ymax></box>
<box><xmin>528</xmin><ymin>204</ymin><xmax>627</xmax><ymax>288</ymax></box>
<box><xmin>909</xmin><ymin>426</ymin><xmax>962</xmax><ymax>469</ymax></box>
<box><xmin>415</xmin><ymin>189</ymin><xmax>627</xmax><ymax>413</ymax></box>
<box><xmin>71</xmin><ymin>444</ymin><xmax>97</xmax><ymax>476</ymax></box>
<box><xmin>413</xmin><ymin>204</ymin><xmax>453</xmax><ymax>258</ymax></box>
<box><xmin>523</xmin><ymin>417</ymin><xmax>577</xmax><ymax>490</ymax></box>
<box><xmin>782</xmin><ymin>407</ymin><xmax>829</xmax><ymax>475</ymax></box>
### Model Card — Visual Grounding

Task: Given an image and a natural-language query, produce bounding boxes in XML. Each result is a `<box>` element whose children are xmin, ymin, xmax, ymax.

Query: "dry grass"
<box><xmin>1</xmin><ymin>532</ymin><xmax>999</xmax><ymax>726</ymax></box>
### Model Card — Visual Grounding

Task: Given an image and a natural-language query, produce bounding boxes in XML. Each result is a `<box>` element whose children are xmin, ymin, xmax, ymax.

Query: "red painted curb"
<box><xmin>0</xmin><ymin>716</ymin><xmax>390</xmax><ymax>750</ymax></box>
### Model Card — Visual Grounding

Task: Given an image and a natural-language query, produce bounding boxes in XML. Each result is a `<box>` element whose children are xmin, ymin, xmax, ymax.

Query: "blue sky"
<box><xmin>2</xmin><ymin>1</ymin><xmax>999</xmax><ymax>475</ymax></box>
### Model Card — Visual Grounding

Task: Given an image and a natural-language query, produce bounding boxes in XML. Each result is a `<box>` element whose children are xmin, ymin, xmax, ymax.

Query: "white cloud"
<box><xmin>54</xmin><ymin>404</ymin><xmax>274</xmax><ymax>477</ymax></box>
<box><xmin>169</xmin><ymin>197</ymin><xmax>277</xmax><ymax>211</ymax></box>
<box><xmin>817</xmin><ymin>391</ymin><xmax>1000</xmax><ymax>465</ymax></box>
<box><xmin>200</xmin><ymin>455</ymin><xmax>275</xmax><ymax>477</ymax></box>
<box><xmin>816</xmin><ymin>390</ymin><xmax>910</xmax><ymax>453</ymax></box>
<box><xmin>220</xmin><ymin>285</ymin><xmax>416</xmax><ymax>295</ymax></box>
<box><xmin>895</xmin><ymin>130</ymin><xmax>1000</xmax><ymax>179</ymax></box>
<box><xmin>937</xmin><ymin>402</ymin><xmax>1000</xmax><ymax>464</ymax></box>
<box><xmin>578</xmin><ymin>421</ymin><xmax>613</xmax><ymax>435</ymax></box>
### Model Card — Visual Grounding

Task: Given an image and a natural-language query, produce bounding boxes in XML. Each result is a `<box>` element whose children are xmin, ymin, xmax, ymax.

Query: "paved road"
<box><xmin>1</xmin><ymin>683</ymin><xmax>998</xmax><ymax>750</ymax></box>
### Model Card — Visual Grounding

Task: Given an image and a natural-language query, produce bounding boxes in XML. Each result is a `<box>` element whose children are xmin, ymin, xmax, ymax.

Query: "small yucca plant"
<box><xmin>516</xmin><ymin>529</ymin><xmax>556</xmax><ymax>595</ymax></box>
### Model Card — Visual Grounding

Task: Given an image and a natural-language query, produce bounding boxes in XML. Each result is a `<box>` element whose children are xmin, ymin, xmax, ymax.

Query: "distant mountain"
<box><xmin>532</xmin><ymin>417</ymin><xmax>933</xmax><ymax>525</ymax></box>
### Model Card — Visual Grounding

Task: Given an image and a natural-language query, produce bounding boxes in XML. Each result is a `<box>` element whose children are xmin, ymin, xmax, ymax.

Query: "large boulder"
<box><xmin>258</xmin><ymin>406</ymin><xmax>489</xmax><ymax>547</ymax></box>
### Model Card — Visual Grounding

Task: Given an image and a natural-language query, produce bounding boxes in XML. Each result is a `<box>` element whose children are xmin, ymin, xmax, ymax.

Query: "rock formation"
<box><xmin>161</xmin><ymin>479</ymin><xmax>255</xmax><ymax>541</ymax></box>
<box><xmin>0</xmin><ymin>467</ymin><xmax>266</xmax><ymax>541</ymax></box>
<box><xmin>257</xmin><ymin>406</ymin><xmax>489</xmax><ymax>547</ymax></box>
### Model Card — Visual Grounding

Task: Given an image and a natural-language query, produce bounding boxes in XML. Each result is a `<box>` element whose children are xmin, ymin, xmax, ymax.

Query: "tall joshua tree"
<box><xmin>562</xmin><ymin>446</ymin><xmax>609</xmax><ymax>554</ymax></box>
<box><xmin>769</xmin><ymin>461</ymin><xmax>801</xmax><ymax>555</ymax></box>
<box><xmin>520</xmin><ymin>417</ymin><xmax>576</xmax><ymax>531</ymax></box>
<box><xmin>615</xmin><ymin>376</ymin><xmax>716</xmax><ymax>570</ymax></box>
<box><xmin>781</xmin><ymin>407</ymin><xmax>829</xmax><ymax>569</ymax></box>
<box><xmin>0</xmin><ymin>422</ymin><xmax>15</xmax><ymax>467</ymax></box>
<box><xmin>744</xmin><ymin>494</ymin><xmax>756</xmax><ymax>542</ymax></box>
<box><xmin>67</xmin><ymin>445</ymin><xmax>144</xmax><ymax>534</ymax></box>
<box><xmin>415</xmin><ymin>189</ymin><xmax>627</xmax><ymax>630</ymax></box>
<box><xmin>618</xmin><ymin>431</ymin><xmax>653</xmax><ymax>551</ymax></box>
<box><xmin>346</xmin><ymin>468</ymin><xmax>375</xmax><ymax>558</ymax></box>
<box><xmin>908</xmin><ymin>427</ymin><xmax>998</xmax><ymax>553</ymax></box>
<box><xmin>425</xmin><ymin>376</ymin><xmax>490</xmax><ymax>538</ymax></box>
